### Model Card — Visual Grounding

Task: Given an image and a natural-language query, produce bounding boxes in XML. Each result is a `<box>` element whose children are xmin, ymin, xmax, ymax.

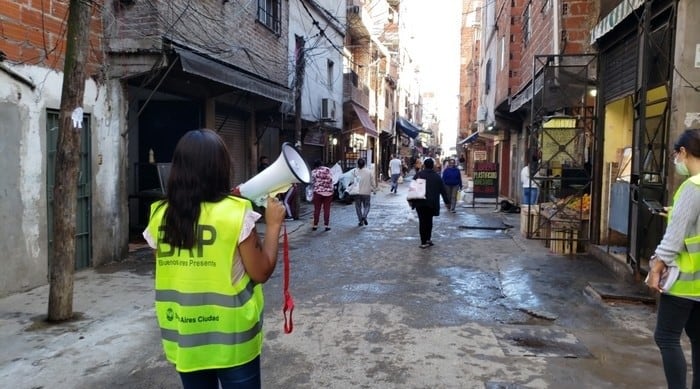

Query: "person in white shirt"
<box><xmin>520</xmin><ymin>155</ymin><xmax>540</xmax><ymax>205</ymax></box>
<box><xmin>388</xmin><ymin>154</ymin><xmax>403</xmax><ymax>194</ymax></box>
<box><xmin>646</xmin><ymin>128</ymin><xmax>700</xmax><ymax>389</ymax></box>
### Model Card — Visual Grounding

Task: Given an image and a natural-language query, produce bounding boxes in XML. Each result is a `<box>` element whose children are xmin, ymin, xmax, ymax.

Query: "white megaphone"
<box><xmin>234</xmin><ymin>142</ymin><xmax>311</xmax><ymax>206</ymax></box>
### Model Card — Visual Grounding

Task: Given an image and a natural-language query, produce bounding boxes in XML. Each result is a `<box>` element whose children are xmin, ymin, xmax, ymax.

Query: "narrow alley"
<box><xmin>0</xmin><ymin>182</ymin><xmax>672</xmax><ymax>388</ymax></box>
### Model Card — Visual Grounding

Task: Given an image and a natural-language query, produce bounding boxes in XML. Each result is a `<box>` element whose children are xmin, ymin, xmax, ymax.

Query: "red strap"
<box><xmin>282</xmin><ymin>224</ymin><xmax>294</xmax><ymax>333</ymax></box>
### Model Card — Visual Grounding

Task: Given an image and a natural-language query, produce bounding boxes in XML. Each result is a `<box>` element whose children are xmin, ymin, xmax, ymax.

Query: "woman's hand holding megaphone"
<box><xmin>265</xmin><ymin>196</ymin><xmax>287</xmax><ymax>228</ymax></box>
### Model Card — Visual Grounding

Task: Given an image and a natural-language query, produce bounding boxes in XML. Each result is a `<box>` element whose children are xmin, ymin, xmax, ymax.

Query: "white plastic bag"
<box><xmin>406</xmin><ymin>178</ymin><xmax>426</xmax><ymax>200</ymax></box>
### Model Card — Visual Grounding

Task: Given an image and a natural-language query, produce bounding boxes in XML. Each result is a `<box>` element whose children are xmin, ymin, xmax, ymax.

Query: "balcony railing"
<box><xmin>343</xmin><ymin>72</ymin><xmax>370</xmax><ymax>110</ymax></box>
<box><xmin>346</xmin><ymin>0</ymin><xmax>370</xmax><ymax>40</ymax></box>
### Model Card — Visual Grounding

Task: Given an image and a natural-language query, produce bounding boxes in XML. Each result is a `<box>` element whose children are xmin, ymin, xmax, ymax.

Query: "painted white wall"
<box><xmin>288</xmin><ymin>0</ymin><xmax>345</xmax><ymax>129</ymax></box>
<box><xmin>396</xmin><ymin>0</ymin><xmax>421</xmax><ymax>122</ymax></box>
<box><xmin>0</xmin><ymin>64</ymin><xmax>128</xmax><ymax>296</ymax></box>
<box><xmin>479</xmin><ymin>0</ymin><xmax>498</xmax><ymax>129</ymax></box>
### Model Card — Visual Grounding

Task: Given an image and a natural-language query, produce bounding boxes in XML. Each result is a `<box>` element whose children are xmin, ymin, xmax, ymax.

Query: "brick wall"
<box><xmin>513</xmin><ymin>0</ymin><xmax>553</xmax><ymax>97</ymax></box>
<box><xmin>561</xmin><ymin>0</ymin><xmax>596</xmax><ymax>54</ymax></box>
<box><xmin>105</xmin><ymin>0</ymin><xmax>163</xmax><ymax>51</ymax></box>
<box><xmin>511</xmin><ymin>0</ymin><xmax>595</xmax><ymax>97</ymax></box>
<box><xmin>0</xmin><ymin>0</ymin><xmax>104</xmax><ymax>76</ymax></box>
<box><xmin>459</xmin><ymin>13</ymin><xmax>480</xmax><ymax>135</ymax></box>
<box><xmin>106</xmin><ymin>0</ymin><xmax>289</xmax><ymax>86</ymax></box>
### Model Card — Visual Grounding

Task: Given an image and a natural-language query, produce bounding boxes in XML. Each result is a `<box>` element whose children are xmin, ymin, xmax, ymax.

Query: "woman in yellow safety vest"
<box><xmin>647</xmin><ymin>128</ymin><xmax>700</xmax><ymax>389</ymax></box>
<box><xmin>144</xmin><ymin>129</ymin><xmax>286</xmax><ymax>389</ymax></box>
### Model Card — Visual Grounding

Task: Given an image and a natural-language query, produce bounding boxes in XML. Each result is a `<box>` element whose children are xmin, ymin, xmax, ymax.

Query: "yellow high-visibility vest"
<box><xmin>147</xmin><ymin>196</ymin><xmax>263</xmax><ymax>372</ymax></box>
<box><xmin>667</xmin><ymin>174</ymin><xmax>700</xmax><ymax>297</ymax></box>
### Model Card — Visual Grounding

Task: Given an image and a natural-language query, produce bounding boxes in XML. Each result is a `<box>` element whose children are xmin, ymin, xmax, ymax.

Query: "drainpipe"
<box><xmin>552</xmin><ymin>0</ymin><xmax>560</xmax><ymax>57</ymax></box>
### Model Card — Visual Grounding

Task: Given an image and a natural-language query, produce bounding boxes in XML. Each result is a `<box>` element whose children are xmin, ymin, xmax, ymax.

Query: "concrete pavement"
<box><xmin>0</xmin><ymin>180</ymin><xmax>679</xmax><ymax>388</ymax></box>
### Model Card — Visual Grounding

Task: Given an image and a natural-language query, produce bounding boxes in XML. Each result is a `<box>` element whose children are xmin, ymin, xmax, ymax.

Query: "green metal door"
<box><xmin>47</xmin><ymin>110</ymin><xmax>92</xmax><ymax>269</ymax></box>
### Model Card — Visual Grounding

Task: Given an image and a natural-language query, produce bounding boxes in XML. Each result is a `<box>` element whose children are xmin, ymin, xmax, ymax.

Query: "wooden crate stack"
<box><xmin>549</xmin><ymin>228</ymin><xmax>579</xmax><ymax>254</ymax></box>
<box><xmin>520</xmin><ymin>205</ymin><xmax>539</xmax><ymax>238</ymax></box>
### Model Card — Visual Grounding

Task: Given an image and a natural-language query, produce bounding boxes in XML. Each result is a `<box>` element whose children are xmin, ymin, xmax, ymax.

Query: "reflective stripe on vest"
<box><xmin>667</xmin><ymin>175</ymin><xmax>700</xmax><ymax>297</ymax></box>
<box><xmin>155</xmin><ymin>281</ymin><xmax>256</xmax><ymax>308</ymax></box>
<box><xmin>147</xmin><ymin>196</ymin><xmax>263</xmax><ymax>372</ymax></box>
<box><xmin>160</xmin><ymin>319</ymin><xmax>262</xmax><ymax>347</ymax></box>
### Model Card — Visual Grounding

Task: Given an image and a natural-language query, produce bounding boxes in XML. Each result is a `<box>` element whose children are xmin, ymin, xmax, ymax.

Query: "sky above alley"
<box><xmin>404</xmin><ymin>0</ymin><xmax>462</xmax><ymax>155</ymax></box>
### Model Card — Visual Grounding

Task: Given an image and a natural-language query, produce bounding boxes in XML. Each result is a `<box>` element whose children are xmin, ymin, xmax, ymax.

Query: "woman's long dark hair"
<box><xmin>162</xmin><ymin>129</ymin><xmax>232</xmax><ymax>248</ymax></box>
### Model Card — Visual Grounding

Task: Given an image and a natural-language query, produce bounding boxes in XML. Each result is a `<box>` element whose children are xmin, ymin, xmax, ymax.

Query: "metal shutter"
<box><xmin>601</xmin><ymin>33</ymin><xmax>638</xmax><ymax>103</ymax></box>
<box><xmin>215</xmin><ymin>113</ymin><xmax>248</xmax><ymax>187</ymax></box>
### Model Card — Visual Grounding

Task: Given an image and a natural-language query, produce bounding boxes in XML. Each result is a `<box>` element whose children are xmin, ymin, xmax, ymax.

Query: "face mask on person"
<box><xmin>674</xmin><ymin>155</ymin><xmax>690</xmax><ymax>176</ymax></box>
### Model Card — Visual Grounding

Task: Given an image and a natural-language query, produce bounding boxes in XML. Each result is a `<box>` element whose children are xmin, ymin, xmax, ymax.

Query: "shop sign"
<box><xmin>473</xmin><ymin>162</ymin><xmax>498</xmax><ymax>198</ymax></box>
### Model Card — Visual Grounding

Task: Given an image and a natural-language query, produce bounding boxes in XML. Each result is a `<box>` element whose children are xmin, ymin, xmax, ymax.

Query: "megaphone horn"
<box><xmin>235</xmin><ymin>142</ymin><xmax>311</xmax><ymax>206</ymax></box>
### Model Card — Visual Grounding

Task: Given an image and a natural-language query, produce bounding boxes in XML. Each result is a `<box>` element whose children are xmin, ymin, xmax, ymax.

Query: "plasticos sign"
<box><xmin>473</xmin><ymin>162</ymin><xmax>498</xmax><ymax>198</ymax></box>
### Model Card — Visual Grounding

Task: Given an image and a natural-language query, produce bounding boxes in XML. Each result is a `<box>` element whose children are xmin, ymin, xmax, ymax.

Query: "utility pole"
<box><xmin>292</xmin><ymin>35</ymin><xmax>305</xmax><ymax>216</ymax></box>
<box><xmin>294</xmin><ymin>35</ymin><xmax>305</xmax><ymax>149</ymax></box>
<box><xmin>48</xmin><ymin>0</ymin><xmax>92</xmax><ymax>322</ymax></box>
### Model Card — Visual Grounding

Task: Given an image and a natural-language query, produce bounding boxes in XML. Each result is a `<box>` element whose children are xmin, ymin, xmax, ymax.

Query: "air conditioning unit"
<box><xmin>347</xmin><ymin>5</ymin><xmax>360</xmax><ymax>14</ymax></box>
<box><xmin>321</xmin><ymin>98</ymin><xmax>336</xmax><ymax>121</ymax></box>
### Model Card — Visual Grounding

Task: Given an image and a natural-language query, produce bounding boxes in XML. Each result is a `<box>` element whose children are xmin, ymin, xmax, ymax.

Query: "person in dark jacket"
<box><xmin>441</xmin><ymin>158</ymin><xmax>463</xmax><ymax>213</ymax></box>
<box><xmin>411</xmin><ymin>158</ymin><xmax>450</xmax><ymax>248</ymax></box>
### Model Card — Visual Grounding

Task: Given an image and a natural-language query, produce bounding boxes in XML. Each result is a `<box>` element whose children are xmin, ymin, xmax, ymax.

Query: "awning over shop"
<box><xmin>396</xmin><ymin>116</ymin><xmax>421</xmax><ymax>138</ymax></box>
<box><xmin>175</xmin><ymin>47</ymin><xmax>293</xmax><ymax>105</ymax></box>
<box><xmin>590</xmin><ymin>0</ymin><xmax>644</xmax><ymax>43</ymax></box>
<box><xmin>351</xmin><ymin>103</ymin><xmax>378</xmax><ymax>137</ymax></box>
<box><xmin>458</xmin><ymin>131</ymin><xmax>479</xmax><ymax>145</ymax></box>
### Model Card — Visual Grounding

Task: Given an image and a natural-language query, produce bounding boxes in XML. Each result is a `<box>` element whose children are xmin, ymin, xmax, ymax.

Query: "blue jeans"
<box><xmin>354</xmin><ymin>194</ymin><xmax>371</xmax><ymax>222</ymax></box>
<box><xmin>390</xmin><ymin>174</ymin><xmax>400</xmax><ymax>192</ymax></box>
<box><xmin>179</xmin><ymin>356</ymin><xmax>261</xmax><ymax>389</ymax></box>
<box><xmin>654</xmin><ymin>294</ymin><xmax>700</xmax><ymax>389</ymax></box>
<box><xmin>522</xmin><ymin>187</ymin><xmax>539</xmax><ymax>205</ymax></box>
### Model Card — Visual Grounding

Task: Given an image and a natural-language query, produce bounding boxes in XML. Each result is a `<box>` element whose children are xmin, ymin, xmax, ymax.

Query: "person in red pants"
<box><xmin>310</xmin><ymin>159</ymin><xmax>334</xmax><ymax>231</ymax></box>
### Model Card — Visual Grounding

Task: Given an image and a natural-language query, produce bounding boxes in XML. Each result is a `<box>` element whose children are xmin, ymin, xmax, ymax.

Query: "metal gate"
<box><xmin>628</xmin><ymin>1</ymin><xmax>676</xmax><ymax>273</ymax></box>
<box><xmin>47</xmin><ymin>110</ymin><xmax>92</xmax><ymax>269</ymax></box>
<box><xmin>215</xmin><ymin>109</ymin><xmax>248</xmax><ymax>187</ymax></box>
<box><xmin>525</xmin><ymin>54</ymin><xmax>597</xmax><ymax>254</ymax></box>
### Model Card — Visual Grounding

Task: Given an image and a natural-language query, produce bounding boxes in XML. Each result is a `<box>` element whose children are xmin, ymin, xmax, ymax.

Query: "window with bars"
<box><xmin>257</xmin><ymin>0</ymin><xmax>281</xmax><ymax>34</ymax></box>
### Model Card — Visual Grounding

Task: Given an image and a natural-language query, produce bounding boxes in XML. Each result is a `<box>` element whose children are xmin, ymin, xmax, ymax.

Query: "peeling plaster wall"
<box><xmin>89</xmin><ymin>79</ymin><xmax>129</xmax><ymax>268</ymax></box>
<box><xmin>0</xmin><ymin>83</ymin><xmax>44</xmax><ymax>294</ymax></box>
<box><xmin>0</xmin><ymin>64</ymin><xmax>128</xmax><ymax>296</ymax></box>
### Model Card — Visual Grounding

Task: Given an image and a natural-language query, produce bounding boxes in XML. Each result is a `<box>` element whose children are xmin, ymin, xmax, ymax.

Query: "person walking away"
<box><xmin>311</xmin><ymin>160</ymin><xmax>333</xmax><ymax>231</ymax></box>
<box><xmin>520</xmin><ymin>154</ymin><xmax>540</xmax><ymax>205</ymax></box>
<box><xmin>410</xmin><ymin>158</ymin><xmax>449</xmax><ymax>248</ymax></box>
<box><xmin>353</xmin><ymin>158</ymin><xmax>376</xmax><ymax>226</ymax></box>
<box><xmin>442</xmin><ymin>158</ymin><xmax>462</xmax><ymax>213</ymax></box>
<box><xmin>143</xmin><ymin>129</ymin><xmax>286</xmax><ymax>389</ymax></box>
<box><xmin>389</xmin><ymin>154</ymin><xmax>403</xmax><ymax>194</ymax></box>
<box><xmin>646</xmin><ymin>128</ymin><xmax>700</xmax><ymax>389</ymax></box>
<box><xmin>281</xmin><ymin>183</ymin><xmax>299</xmax><ymax>220</ymax></box>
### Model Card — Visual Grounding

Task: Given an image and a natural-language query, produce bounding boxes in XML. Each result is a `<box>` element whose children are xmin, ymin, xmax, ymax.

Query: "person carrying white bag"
<box><xmin>407</xmin><ymin>158</ymin><xmax>450</xmax><ymax>248</ymax></box>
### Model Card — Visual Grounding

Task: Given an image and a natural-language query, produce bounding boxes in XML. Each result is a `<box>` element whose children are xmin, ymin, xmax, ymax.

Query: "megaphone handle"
<box><xmin>282</xmin><ymin>224</ymin><xmax>294</xmax><ymax>334</ymax></box>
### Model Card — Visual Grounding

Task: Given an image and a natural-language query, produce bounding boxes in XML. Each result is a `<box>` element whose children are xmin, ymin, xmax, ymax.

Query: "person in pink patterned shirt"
<box><xmin>311</xmin><ymin>159</ymin><xmax>334</xmax><ymax>231</ymax></box>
